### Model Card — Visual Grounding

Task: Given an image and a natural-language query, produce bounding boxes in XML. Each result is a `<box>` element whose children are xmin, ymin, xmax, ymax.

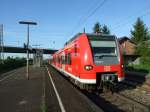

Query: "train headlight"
<box><xmin>84</xmin><ymin>65</ymin><xmax>93</xmax><ymax>71</ymax></box>
<box><xmin>122</xmin><ymin>64</ymin><xmax>124</xmax><ymax>68</ymax></box>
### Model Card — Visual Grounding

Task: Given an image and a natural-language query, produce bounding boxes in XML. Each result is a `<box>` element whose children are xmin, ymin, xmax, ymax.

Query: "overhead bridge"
<box><xmin>3</xmin><ymin>46</ymin><xmax>57</xmax><ymax>54</ymax></box>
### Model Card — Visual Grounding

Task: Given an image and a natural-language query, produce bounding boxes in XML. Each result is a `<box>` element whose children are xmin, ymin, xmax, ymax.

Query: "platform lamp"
<box><xmin>19</xmin><ymin>21</ymin><xmax>37</xmax><ymax>80</ymax></box>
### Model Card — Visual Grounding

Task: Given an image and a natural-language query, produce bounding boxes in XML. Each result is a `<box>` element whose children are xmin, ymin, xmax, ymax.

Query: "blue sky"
<box><xmin>1</xmin><ymin>0</ymin><xmax>150</xmax><ymax>50</ymax></box>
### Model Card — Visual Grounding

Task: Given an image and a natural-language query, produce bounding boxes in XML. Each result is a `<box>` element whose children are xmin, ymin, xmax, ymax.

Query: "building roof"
<box><xmin>118</xmin><ymin>36</ymin><xmax>135</xmax><ymax>44</ymax></box>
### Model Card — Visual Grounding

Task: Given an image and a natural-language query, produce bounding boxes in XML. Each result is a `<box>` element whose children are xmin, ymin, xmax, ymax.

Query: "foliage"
<box><xmin>127</xmin><ymin>64</ymin><xmax>150</xmax><ymax>72</ymax></box>
<box><xmin>130</xmin><ymin>18</ymin><xmax>150</xmax><ymax>72</ymax></box>
<box><xmin>131</xmin><ymin>17</ymin><xmax>150</xmax><ymax>44</ymax></box>
<box><xmin>135</xmin><ymin>43</ymin><xmax>150</xmax><ymax>55</ymax></box>
<box><xmin>0</xmin><ymin>57</ymin><xmax>27</xmax><ymax>74</ymax></box>
<box><xmin>93</xmin><ymin>22</ymin><xmax>111</xmax><ymax>34</ymax></box>
<box><xmin>140</xmin><ymin>56</ymin><xmax>150</xmax><ymax>67</ymax></box>
<box><xmin>93</xmin><ymin>22</ymin><xmax>101</xmax><ymax>33</ymax></box>
<box><xmin>126</xmin><ymin>53</ymin><xmax>150</xmax><ymax>72</ymax></box>
<box><xmin>102</xmin><ymin>24</ymin><xmax>110</xmax><ymax>34</ymax></box>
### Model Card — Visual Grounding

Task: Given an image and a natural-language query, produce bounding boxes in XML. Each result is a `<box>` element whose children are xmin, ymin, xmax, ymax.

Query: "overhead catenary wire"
<box><xmin>67</xmin><ymin>0</ymin><xmax>107</xmax><ymax>39</ymax></box>
<box><xmin>112</xmin><ymin>6</ymin><xmax>150</xmax><ymax>32</ymax></box>
<box><xmin>67</xmin><ymin>0</ymin><xmax>100</xmax><ymax>38</ymax></box>
<box><xmin>113</xmin><ymin>11</ymin><xmax>150</xmax><ymax>32</ymax></box>
<box><xmin>112</xmin><ymin>5</ymin><xmax>150</xmax><ymax>27</ymax></box>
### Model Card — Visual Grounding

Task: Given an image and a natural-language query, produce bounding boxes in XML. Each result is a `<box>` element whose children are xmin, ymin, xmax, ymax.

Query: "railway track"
<box><xmin>121</xmin><ymin>80</ymin><xmax>138</xmax><ymax>87</ymax></box>
<box><xmin>83</xmin><ymin>72</ymin><xmax>150</xmax><ymax>112</ymax></box>
<box><xmin>50</xmin><ymin>65</ymin><xmax>150</xmax><ymax>112</ymax></box>
<box><xmin>125</xmin><ymin>71</ymin><xmax>150</xmax><ymax>85</ymax></box>
<box><xmin>113</xmin><ymin>72</ymin><xmax>150</xmax><ymax>111</ymax></box>
<box><xmin>76</xmin><ymin>78</ymin><xmax>150</xmax><ymax>112</ymax></box>
<box><xmin>113</xmin><ymin>92</ymin><xmax>150</xmax><ymax>112</ymax></box>
<box><xmin>119</xmin><ymin>71</ymin><xmax>150</xmax><ymax>89</ymax></box>
<box><xmin>83</xmin><ymin>90</ymin><xmax>150</xmax><ymax>112</ymax></box>
<box><xmin>69</xmin><ymin>78</ymin><xmax>150</xmax><ymax>112</ymax></box>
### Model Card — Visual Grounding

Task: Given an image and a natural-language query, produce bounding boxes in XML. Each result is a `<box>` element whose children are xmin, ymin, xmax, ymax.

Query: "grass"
<box><xmin>126</xmin><ymin>64</ymin><xmax>150</xmax><ymax>73</ymax></box>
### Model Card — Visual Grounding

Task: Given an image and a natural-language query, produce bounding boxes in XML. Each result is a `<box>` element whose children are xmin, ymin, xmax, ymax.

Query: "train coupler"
<box><xmin>101</xmin><ymin>73</ymin><xmax>117</xmax><ymax>83</ymax></box>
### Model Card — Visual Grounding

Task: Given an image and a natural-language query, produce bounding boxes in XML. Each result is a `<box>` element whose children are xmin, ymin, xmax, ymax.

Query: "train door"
<box><xmin>62</xmin><ymin>53</ymin><xmax>65</xmax><ymax>70</ymax></box>
<box><xmin>60</xmin><ymin>55</ymin><xmax>62</xmax><ymax>68</ymax></box>
<box><xmin>74</xmin><ymin>44</ymin><xmax>78</xmax><ymax>76</ymax></box>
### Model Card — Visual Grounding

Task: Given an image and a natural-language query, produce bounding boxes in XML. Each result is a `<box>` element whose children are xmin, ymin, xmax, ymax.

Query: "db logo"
<box><xmin>104</xmin><ymin>66</ymin><xmax>111</xmax><ymax>71</ymax></box>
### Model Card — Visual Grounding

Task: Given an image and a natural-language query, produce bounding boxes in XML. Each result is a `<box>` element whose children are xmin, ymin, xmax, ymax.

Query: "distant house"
<box><xmin>118</xmin><ymin>37</ymin><xmax>141</xmax><ymax>65</ymax></box>
<box><xmin>119</xmin><ymin>36</ymin><xmax>136</xmax><ymax>55</ymax></box>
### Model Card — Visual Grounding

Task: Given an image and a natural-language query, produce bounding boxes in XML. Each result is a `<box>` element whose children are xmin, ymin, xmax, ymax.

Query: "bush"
<box><xmin>133</xmin><ymin>44</ymin><xmax>150</xmax><ymax>72</ymax></box>
<box><xmin>0</xmin><ymin>57</ymin><xmax>27</xmax><ymax>74</ymax></box>
<box><xmin>140</xmin><ymin>57</ymin><xmax>150</xmax><ymax>66</ymax></box>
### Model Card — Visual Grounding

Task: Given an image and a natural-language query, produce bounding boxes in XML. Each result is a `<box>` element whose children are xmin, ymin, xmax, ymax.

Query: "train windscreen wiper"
<box><xmin>94</xmin><ymin>54</ymin><xmax>117</xmax><ymax>58</ymax></box>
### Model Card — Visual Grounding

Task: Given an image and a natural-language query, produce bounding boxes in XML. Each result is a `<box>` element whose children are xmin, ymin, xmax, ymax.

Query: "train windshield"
<box><xmin>90</xmin><ymin>40</ymin><xmax>117</xmax><ymax>56</ymax></box>
<box><xmin>88</xmin><ymin>35</ymin><xmax>119</xmax><ymax>65</ymax></box>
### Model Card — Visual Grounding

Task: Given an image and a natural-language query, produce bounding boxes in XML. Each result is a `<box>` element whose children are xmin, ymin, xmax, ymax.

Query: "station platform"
<box><xmin>0</xmin><ymin>66</ymin><xmax>44</xmax><ymax>112</ymax></box>
<box><xmin>0</xmin><ymin>65</ymin><xmax>103</xmax><ymax>112</ymax></box>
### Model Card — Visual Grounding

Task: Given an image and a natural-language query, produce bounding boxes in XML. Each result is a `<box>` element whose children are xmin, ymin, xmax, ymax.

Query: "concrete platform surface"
<box><xmin>46</xmin><ymin>65</ymin><xmax>103</xmax><ymax>112</ymax></box>
<box><xmin>0</xmin><ymin>66</ymin><xmax>103</xmax><ymax>112</ymax></box>
<box><xmin>0</xmin><ymin>67</ymin><xmax>44</xmax><ymax>112</ymax></box>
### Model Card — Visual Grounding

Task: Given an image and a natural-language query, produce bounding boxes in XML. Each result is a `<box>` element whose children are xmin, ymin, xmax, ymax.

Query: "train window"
<box><xmin>63</xmin><ymin>56</ymin><xmax>65</xmax><ymax>64</ymax></box>
<box><xmin>53</xmin><ymin>58</ymin><xmax>54</xmax><ymax>62</ymax></box>
<box><xmin>57</xmin><ymin>57</ymin><xmax>59</xmax><ymax>63</ymax></box>
<box><xmin>60</xmin><ymin>56</ymin><xmax>61</xmax><ymax>63</ymax></box>
<box><xmin>64</xmin><ymin>53</ymin><xmax>71</xmax><ymax>65</ymax></box>
<box><xmin>60</xmin><ymin>56</ymin><xmax>63</xmax><ymax>63</ymax></box>
<box><xmin>58</xmin><ymin>56</ymin><xmax>60</xmax><ymax>63</ymax></box>
<box><xmin>60</xmin><ymin>56</ymin><xmax>63</xmax><ymax>64</ymax></box>
<box><xmin>74</xmin><ymin>44</ymin><xmax>77</xmax><ymax>56</ymax></box>
<box><xmin>61</xmin><ymin>55</ymin><xmax>65</xmax><ymax>64</ymax></box>
<box><xmin>68</xmin><ymin>53</ymin><xmax>71</xmax><ymax>65</ymax></box>
<box><xmin>56</xmin><ymin>57</ymin><xmax>58</xmax><ymax>63</ymax></box>
<box><xmin>59</xmin><ymin>56</ymin><xmax>61</xmax><ymax>63</ymax></box>
<box><xmin>90</xmin><ymin>40</ymin><xmax>117</xmax><ymax>56</ymax></box>
<box><xmin>65</xmin><ymin>54</ymin><xmax>67</xmax><ymax>64</ymax></box>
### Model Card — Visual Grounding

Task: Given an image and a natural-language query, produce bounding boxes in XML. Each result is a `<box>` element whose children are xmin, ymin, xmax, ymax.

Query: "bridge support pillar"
<box><xmin>33</xmin><ymin>49</ymin><xmax>43</xmax><ymax>67</ymax></box>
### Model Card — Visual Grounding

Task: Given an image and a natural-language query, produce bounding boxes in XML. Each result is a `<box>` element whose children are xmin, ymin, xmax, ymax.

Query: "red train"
<box><xmin>52</xmin><ymin>33</ymin><xmax>124</xmax><ymax>90</ymax></box>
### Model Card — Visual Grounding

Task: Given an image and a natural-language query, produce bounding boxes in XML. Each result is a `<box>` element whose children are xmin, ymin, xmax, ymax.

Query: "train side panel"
<box><xmin>78</xmin><ymin>34</ymin><xmax>96</xmax><ymax>82</ymax></box>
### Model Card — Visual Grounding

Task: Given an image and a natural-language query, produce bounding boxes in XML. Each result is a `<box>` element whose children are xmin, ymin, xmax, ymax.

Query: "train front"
<box><xmin>87</xmin><ymin>34</ymin><xmax>125</xmax><ymax>85</ymax></box>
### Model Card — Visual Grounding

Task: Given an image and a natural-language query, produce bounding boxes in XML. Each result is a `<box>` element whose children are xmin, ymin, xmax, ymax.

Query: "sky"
<box><xmin>1</xmin><ymin>0</ymin><xmax>150</xmax><ymax>51</ymax></box>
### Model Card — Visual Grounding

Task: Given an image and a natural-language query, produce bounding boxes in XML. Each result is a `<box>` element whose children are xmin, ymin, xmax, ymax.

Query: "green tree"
<box><xmin>102</xmin><ymin>24</ymin><xmax>110</xmax><ymax>34</ymax></box>
<box><xmin>137</xmin><ymin>43</ymin><xmax>150</xmax><ymax>67</ymax></box>
<box><xmin>131</xmin><ymin>17</ymin><xmax>150</xmax><ymax>44</ymax></box>
<box><xmin>135</xmin><ymin>43</ymin><xmax>150</xmax><ymax>55</ymax></box>
<box><xmin>131</xmin><ymin>18</ymin><xmax>150</xmax><ymax>67</ymax></box>
<box><xmin>93</xmin><ymin>22</ymin><xmax>101</xmax><ymax>33</ymax></box>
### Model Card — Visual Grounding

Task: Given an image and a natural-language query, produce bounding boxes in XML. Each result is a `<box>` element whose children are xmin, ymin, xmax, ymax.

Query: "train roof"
<box><xmin>64</xmin><ymin>33</ymin><xmax>82</xmax><ymax>46</ymax></box>
<box><xmin>65</xmin><ymin>33</ymin><xmax>116</xmax><ymax>46</ymax></box>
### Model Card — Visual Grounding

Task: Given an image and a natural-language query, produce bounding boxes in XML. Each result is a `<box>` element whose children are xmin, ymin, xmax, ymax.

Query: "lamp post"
<box><xmin>19</xmin><ymin>21</ymin><xmax>37</xmax><ymax>80</ymax></box>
